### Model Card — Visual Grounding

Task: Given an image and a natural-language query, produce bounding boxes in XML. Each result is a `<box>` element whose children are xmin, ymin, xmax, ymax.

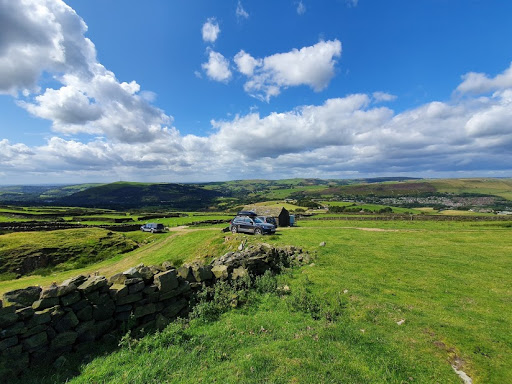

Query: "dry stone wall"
<box><xmin>0</xmin><ymin>243</ymin><xmax>307</xmax><ymax>376</ymax></box>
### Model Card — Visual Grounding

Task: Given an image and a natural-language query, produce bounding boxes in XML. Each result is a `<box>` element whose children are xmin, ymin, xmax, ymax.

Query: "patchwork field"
<box><xmin>2</xmin><ymin>216</ymin><xmax>511</xmax><ymax>383</ymax></box>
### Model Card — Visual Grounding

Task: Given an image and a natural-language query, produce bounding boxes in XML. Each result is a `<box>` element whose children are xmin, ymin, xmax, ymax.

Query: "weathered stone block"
<box><xmin>231</xmin><ymin>266</ymin><xmax>248</xmax><ymax>280</ymax></box>
<box><xmin>78</xmin><ymin>276</ymin><xmax>108</xmax><ymax>294</ymax></box>
<box><xmin>116</xmin><ymin>292</ymin><xmax>142</xmax><ymax>306</ymax></box>
<box><xmin>128</xmin><ymin>281</ymin><xmax>145</xmax><ymax>294</ymax></box>
<box><xmin>155</xmin><ymin>314</ymin><xmax>170</xmax><ymax>330</ymax></box>
<box><xmin>142</xmin><ymin>285</ymin><xmax>157</xmax><ymax>295</ymax></box>
<box><xmin>54</xmin><ymin>311</ymin><xmax>79</xmax><ymax>333</ymax></box>
<box><xmin>21</xmin><ymin>324</ymin><xmax>47</xmax><ymax>339</ymax></box>
<box><xmin>94</xmin><ymin>319</ymin><xmax>114</xmax><ymax>339</ymax></box>
<box><xmin>76</xmin><ymin>320</ymin><xmax>96</xmax><ymax>342</ymax></box>
<box><xmin>84</xmin><ymin>290</ymin><xmax>99</xmax><ymax>303</ymax></box>
<box><xmin>60</xmin><ymin>290</ymin><xmax>81</xmax><ymax>306</ymax></box>
<box><xmin>108</xmin><ymin>272</ymin><xmax>127</xmax><ymax>285</ymax></box>
<box><xmin>71</xmin><ymin>298</ymin><xmax>88</xmax><ymax>312</ymax></box>
<box><xmin>138</xmin><ymin>266</ymin><xmax>155</xmax><ymax>282</ymax></box>
<box><xmin>0</xmin><ymin>322</ymin><xmax>26</xmax><ymax>339</ymax></box>
<box><xmin>115</xmin><ymin>304</ymin><xmax>132</xmax><ymax>313</ymax></box>
<box><xmin>76</xmin><ymin>305</ymin><xmax>93</xmax><ymax>321</ymax></box>
<box><xmin>0</xmin><ymin>336</ymin><xmax>18</xmax><ymax>351</ymax></box>
<box><xmin>62</xmin><ymin>275</ymin><xmax>87</xmax><ymax>287</ymax></box>
<box><xmin>93</xmin><ymin>300</ymin><xmax>115</xmax><ymax>321</ymax></box>
<box><xmin>154</xmin><ymin>270</ymin><xmax>178</xmax><ymax>292</ymax></box>
<box><xmin>32</xmin><ymin>297</ymin><xmax>59</xmax><ymax>311</ymax></box>
<box><xmin>26</xmin><ymin>309</ymin><xmax>51</xmax><ymax>327</ymax></box>
<box><xmin>177</xmin><ymin>265</ymin><xmax>195</xmax><ymax>282</ymax></box>
<box><xmin>49</xmin><ymin>305</ymin><xmax>65</xmax><ymax>320</ymax></box>
<box><xmin>0</xmin><ymin>307</ymin><xmax>19</xmax><ymax>328</ymax></box>
<box><xmin>115</xmin><ymin>311</ymin><xmax>132</xmax><ymax>322</ymax></box>
<box><xmin>124</xmin><ymin>277</ymin><xmax>143</xmax><ymax>286</ymax></box>
<box><xmin>109</xmin><ymin>284</ymin><xmax>129</xmax><ymax>299</ymax></box>
<box><xmin>1</xmin><ymin>343</ymin><xmax>22</xmax><ymax>357</ymax></box>
<box><xmin>122</xmin><ymin>267</ymin><xmax>142</xmax><ymax>279</ymax></box>
<box><xmin>3</xmin><ymin>286</ymin><xmax>41</xmax><ymax>307</ymax></box>
<box><xmin>192</xmin><ymin>264</ymin><xmax>213</xmax><ymax>282</ymax></box>
<box><xmin>161</xmin><ymin>261</ymin><xmax>174</xmax><ymax>271</ymax></box>
<box><xmin>50</xmin><ymin>331</ymin><xmax>77</xmax><ymax>351</ymax></box>
<box><xmin>133</xmin><ymin>303</ymin><xmax>156</xmax><ymax>319</ymax></box>
<box><xmin>46</xmin><ymin>326</ymin><xmax>57</xmax><ymax>340</ymax></box>
<box><xmin>16</xmin><ymin>306</ymin><xmax>35</xmax><ymax>320</ymax></box>
<box><xmin>161</xmin><ymin>298</ymin><xmax>188</xmax><ymax>319</ymax></box>
<box><xmin>22</xmin><ymin>331</ymin><xmax>47</xmax><ymax>352</ymax></box>
<box><xmin>211</xmin><ymin>265</ymin><xmax>229</xmax><ymax>280</ymax></box>
<box><xmin>40</xmin><ymin>285</ymin><xmax>59</xmax><ymax>299</ymax></box>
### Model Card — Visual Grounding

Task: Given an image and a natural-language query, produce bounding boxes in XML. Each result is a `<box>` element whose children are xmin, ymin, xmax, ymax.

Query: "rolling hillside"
<box><xmin>56</xmin><ymin>182</ymin><xmax>222</xmax><ymax>210</ymax></box>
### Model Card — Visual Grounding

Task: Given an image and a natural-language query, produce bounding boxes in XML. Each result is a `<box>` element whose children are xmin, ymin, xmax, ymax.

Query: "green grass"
<box><xmin>5</xmin><ymin>218</ymin><xmax>510</xmax><ymax>383</ymax></box>
<box><xmin>0</xmin><ymin>229</ymin><xmax>138</xmax><ymax>281</ymax></box>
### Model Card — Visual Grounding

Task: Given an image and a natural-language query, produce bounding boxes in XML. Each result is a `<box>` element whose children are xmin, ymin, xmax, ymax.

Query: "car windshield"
<box><xmin>253</xmin><ymin>218</ymin><xmax>263</xmax><ymax>223</ymax></box>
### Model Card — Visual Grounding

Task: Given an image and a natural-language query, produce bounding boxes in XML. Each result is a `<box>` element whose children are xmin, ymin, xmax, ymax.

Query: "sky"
<box><xmin>1</xmin><ymin>0</ymin><xmax>512</xmax><ymax>185</ymax></box>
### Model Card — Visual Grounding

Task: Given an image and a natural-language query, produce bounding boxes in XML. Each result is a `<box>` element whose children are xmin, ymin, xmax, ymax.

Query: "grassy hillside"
<box><xmin>0</xmin><ymin>228</ymin><xmax>138</xmax><ymax>279</ymax></box>
<box><xmin>8</xmin><ymin>218</ymin><xmax>511</xmax><ymax>383</ymax></box>
<box><xmin>429</xmin><ymin>178</ymin><xmax>512</xmax><ymax>200</ymax></box>
<box><xmin>0</xmin><ymin>184</ymin><xmax>103</xmax><ymax>203</ymax></box>
<box><xmin>57</xmin><ymin>182</ymin><xmax>222</xmax><ymax>210</ymax></box>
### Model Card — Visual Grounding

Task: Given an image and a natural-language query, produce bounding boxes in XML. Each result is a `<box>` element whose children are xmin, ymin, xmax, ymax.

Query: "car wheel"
<box><xmin>231</xmin><ymin>226</ymin><xmax>238</xmax><ymax>234</ymax></box>
<box><xmin>151</xmin><ymin>229</ymin><xmax>155</xmax><ymax>233</ymax></box>
<box><xmin>254</xmin><ymin>228</ymin><xmax>262</xmax><ymax>235</ymax></box>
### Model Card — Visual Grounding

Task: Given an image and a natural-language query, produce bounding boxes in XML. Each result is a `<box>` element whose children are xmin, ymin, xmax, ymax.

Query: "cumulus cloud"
<box><xmin>236</xmin><ymin>1</ymin><xmax>249</xmax><ymax>20</ymax></box>
<box><xmin>0</xmin><ymin>0</ymin><xmax>172</xmax><ymax>144</ymax></box>
<box><xmin>202</xmin><ymin>49</ymin><xmax>232</xmax><ymax>82</ymax></box>
<box><xmin>234</xmin><ymin>40</ymin><xmax>342</xmax><ymax>101</ymax></box>
<box><xmin>372</xmin><ymin>91</ymin><xmax>397</xmax><ymax>103</ymax></box>
<box><xmin>296</xmin><ymin>1</ymin><xmax>306</xmax><ymax>15</ymax></box>
<box><xmin>457</xmin><ymin>62</ymin><xmax>512</xmax><ymax>94</ymax></box>
<box><xmin>202</xmin><ymin>18</ymin><xmax>220</xmax><ymax>43</ymax></box>
<box><xmin>234</xmin><ymin>50</ymin><xmax>261</xmax><ymax>76</ymax></box>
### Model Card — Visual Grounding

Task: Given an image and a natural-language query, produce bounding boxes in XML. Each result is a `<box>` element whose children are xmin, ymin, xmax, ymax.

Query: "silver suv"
<box><xmin>140</xmin><ymin>223</ymin><xmax>165</xmax><ymax>233</ymax></box>
<box><xmin>230</xmin><ymin>216</ymin><xmax>276</xmax><ymax>235</ymax></box>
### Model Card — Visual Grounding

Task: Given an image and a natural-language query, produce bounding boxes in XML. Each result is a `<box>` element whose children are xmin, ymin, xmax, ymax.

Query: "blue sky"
<box><xmin>1</xmin><ymin>0</ymin><xmax>512</xmax><ymax>184</ymax></box>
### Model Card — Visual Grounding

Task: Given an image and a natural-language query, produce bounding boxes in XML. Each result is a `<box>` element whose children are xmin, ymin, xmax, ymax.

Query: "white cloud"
<box><xmin>372</xmin><ymin>92</ymin><xmax>397</xmax><ymax>103</ymax></box>
<box><xmin>0</xmin><ymin>0</ymin><xmax>172</xmax><ymax>144</ymax></box>
<box><xmin>346</xmin><ymin>0</ymin><xmax>359</xmax><ymax>7</ymax></box>
<box><xmin>234</xmin><ymin>50</ymin><xmax>261</xmax><ymax>76</ymax></box>
<box><xmin>457</xmin><ymin>62</ymin><xmax>512</xmax><ymax>94</ymax></box>
<box><xmin>202</xmin><ymin>49</ymin><xmax>232</xmax><ymax>82</ymax></box>
<box><xmin>202</xmin><ymin>18</ymin><xmax>220</xmax><ymax>43</ymax></box>
<box><xmin>236</xmin><ymin>40</ymin><xmax>342</xmax><ymax>101</ymax></box>
<box><xmin>236</xmin><ymin>1</ymin><xmax>249</xmax><ymax>20</ymax></box>
<box><xmin>296</xmin><ymin>1</ymin><xmax>306</xmax><ymax>15</ymax></box>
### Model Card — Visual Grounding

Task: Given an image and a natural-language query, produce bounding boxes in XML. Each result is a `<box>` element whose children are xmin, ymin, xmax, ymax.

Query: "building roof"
<box><xmin>242</xmin><ymin>205</ymin><xmax>289</xmax><ymax>217</ymax></box>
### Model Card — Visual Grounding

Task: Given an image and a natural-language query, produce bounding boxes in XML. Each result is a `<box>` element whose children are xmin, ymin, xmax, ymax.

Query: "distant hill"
<box><xmin>0</xmin><ymin>184</ymin><xmax>103</xmax><ymax>204</ymax></box>
<box><xmin>56</xmin><ymin>182</ymin><xmax>222</xmax><ymax>210</ymax></box>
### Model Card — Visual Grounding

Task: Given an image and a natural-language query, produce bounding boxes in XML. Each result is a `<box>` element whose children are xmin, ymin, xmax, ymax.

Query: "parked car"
<box><xmin>237</xmin><ymin>210</ymin><xmax>257</xmax><ymax>217</ymax></box>
<box><xmin>257</xmin><ymin>216</ymin><xmax>277</xmax><ymax>227</ymax></box>
<box><xmin>230</xmin><ymin>215</ymin><xmax>276</xmax><ymax>235</ymax></box>
<box><xmin>140</xmin><ymin>223</ymin><xmax>165</xmax><ymax>233</ymax></box>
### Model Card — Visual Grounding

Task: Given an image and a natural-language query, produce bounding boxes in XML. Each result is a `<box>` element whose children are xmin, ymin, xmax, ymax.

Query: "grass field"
<box><xmin>4</xmin><ymin>217</ymin><xmax>511</xmax><ymax>383</ymax></box>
